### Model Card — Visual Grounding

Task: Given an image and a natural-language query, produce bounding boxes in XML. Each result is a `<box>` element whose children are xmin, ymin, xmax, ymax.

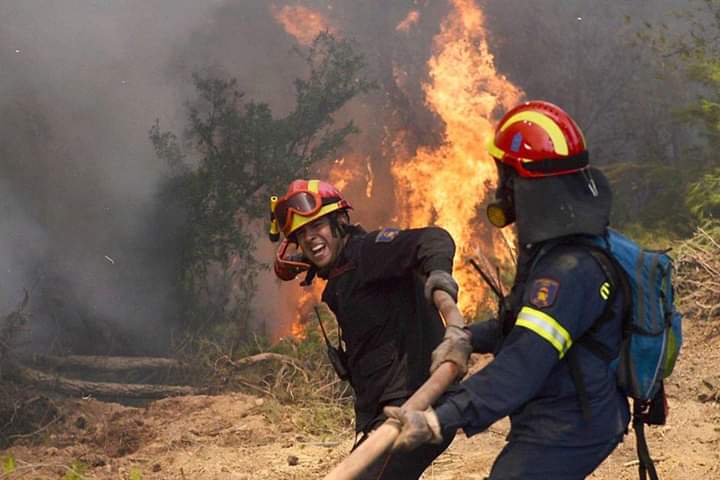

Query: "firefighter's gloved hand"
<box><xmin>384</xmin><ymin>406</ymin><xmax>442</xmax><ymax>451</ymax></box>
<box><xmin>430</xmin><ymin>325</ymin><xmax>472</xmax><ymax>377</ymax></box>
<box><xmin>424</xmin><ymin>270</ymin><xmax>459</xmax><ymax>303</ymax></box>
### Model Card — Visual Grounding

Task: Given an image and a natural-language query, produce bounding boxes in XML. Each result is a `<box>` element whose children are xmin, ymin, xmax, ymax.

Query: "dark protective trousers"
<box><xmin>354</xmin><ymin>429</ymin><xmax>455</xmax><ymax>480</ymax></box>
<box><xmin>487</xmin><ymin>435</ymin><xmax>623</xmax><ymax>480</ymax></box>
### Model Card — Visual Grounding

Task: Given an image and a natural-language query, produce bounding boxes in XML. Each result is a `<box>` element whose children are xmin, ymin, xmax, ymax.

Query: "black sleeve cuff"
<box><xmin>423</xmin><ymin>257</ymin><xmax>453</xmax><ymax>275</ymax></box>
<box><xmin>468</xmin><ymin>318</ymin><xmax>501</xmax><ymax>354</ymax></box>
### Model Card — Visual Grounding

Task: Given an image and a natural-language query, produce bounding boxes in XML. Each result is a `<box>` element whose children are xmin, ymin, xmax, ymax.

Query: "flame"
<box><xmin>290</xmin><ymin>317</ymin><xmax>306</xmax><ymax>339</ymax></box>
<box><xmin>288</xmin><ymin>283</ymin><xmax>324</xmax><ymax>341</ymax></box>
<box><xmin>272</xmin><ymin>5</ymin><xmax>335</xmax><ymax>45</ymax></box>
<box><xmin>269</xmin><ymin>0</ymin><xmax>524</xmax><ymax>339</ymax></box>
<box><xmin>390</xmin><ymin>0</ymin><xmax>522</xmax><ymax>314</ymax></box>
<box><xmin>328</xmin><ymin>158</ymin><xmax>353</xmax><ymax>191</ymax></box>
<box><xmin>327</xmin><ymin>156</ymin><xmax>374</xmax><ymax>199</ymax></box>
<box><xmin>396</xmin><ymin>10</ymin><xmax>420</xmax><ymax>32</ymax></box>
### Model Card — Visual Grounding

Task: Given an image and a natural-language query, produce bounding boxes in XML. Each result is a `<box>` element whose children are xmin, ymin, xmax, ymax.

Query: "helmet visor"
<box><xmin>275</xmin><ymin>191</ymin><xmax>321</xmax><ymax>231</ymax></box>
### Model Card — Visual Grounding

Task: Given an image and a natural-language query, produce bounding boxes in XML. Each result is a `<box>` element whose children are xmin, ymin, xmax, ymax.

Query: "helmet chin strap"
<box><xmin>300</xmin><ymin>267</ymin><xmax>317</xmax><ymax>287</ymax></box>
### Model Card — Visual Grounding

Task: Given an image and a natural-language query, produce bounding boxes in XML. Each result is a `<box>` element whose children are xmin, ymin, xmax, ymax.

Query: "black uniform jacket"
<box><xmin>320</xmin><ymin>226</ymin><xmax>455</xmax><ymax>433</ymax></box>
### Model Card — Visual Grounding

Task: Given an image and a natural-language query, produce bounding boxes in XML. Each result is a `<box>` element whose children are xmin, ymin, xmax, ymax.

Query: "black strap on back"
<box><xmin>532</xmin><ymin>237</ymin><xmax>660</xmax><ymax>480</ymax></box>
<box><xmin>314</xmin><ymin>306</ymin><xmax>350</xmax><ymax>382</ymax></box>
<box><xmin>315</xmin><ymin>305</ymin><xmax>341</xmax><ymax>348</ymax></box>
<box><xmin>529</xmin><ymin>237</ymin><xmax>629</xmax><ymax>422</ymax></box>
<box><xmin>634</xmin><ymin>401</ymin><xmax>660</xmax><ymax>480</ymax></box>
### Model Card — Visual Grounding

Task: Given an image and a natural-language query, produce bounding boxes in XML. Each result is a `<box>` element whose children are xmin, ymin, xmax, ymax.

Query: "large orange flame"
<box><xmin>270</xmin><ymin>0</ymin><xmax>524</xmax><ymax>339</ymax></box>
<box><xmin>391</xmin><ymin>0</ymin><xmax>522</xmax><ymax>314</ymax></box>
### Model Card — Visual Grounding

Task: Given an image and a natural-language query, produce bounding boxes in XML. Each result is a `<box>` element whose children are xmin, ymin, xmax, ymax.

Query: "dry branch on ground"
<box><xmin>22</xmin><ymin>354</ymin><xmax>183</xmax><ymax>372</ymax></box>
<box><xmin>7</xmin><ymin>365</ymin><xmax>199</xmax><ymax>399</ymax></box>
<box><xmin>674</xmin><ymin>224</ymin><xmax>720</xmax><ymax>322</ymax></box>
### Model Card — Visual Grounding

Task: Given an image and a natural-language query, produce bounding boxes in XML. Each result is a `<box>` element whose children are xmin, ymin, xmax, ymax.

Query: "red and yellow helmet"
<box><xmin>487</xmin><ymin>101</ymin><xmax>588</xmax><ymax>178</ymax></box>
<box><xmin>271</xmin><ymin>179</ymin><xmax>352</xmax><ymax>239</ymax></box>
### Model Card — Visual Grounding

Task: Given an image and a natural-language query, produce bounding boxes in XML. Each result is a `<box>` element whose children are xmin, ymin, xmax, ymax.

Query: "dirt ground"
<box><xmin>3</xmin><ymin>317</ymin><xmax>719</xmax><ymax>480</ymax></box>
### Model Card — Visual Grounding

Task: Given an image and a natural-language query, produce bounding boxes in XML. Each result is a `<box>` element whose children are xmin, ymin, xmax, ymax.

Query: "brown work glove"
<box><xmin>430</xmin><ymin>325</ymin><xmax>473</xmax><ymax>378</ymax></box>
<box><xmin>384</xmin><ymin>406</ymin><xmax>442</xmax><ymax>451</ymax></box>
<box><xmin>424</xmin><ymin>270</ymin><xmax>459</xmax><ymax>303</ymax></box>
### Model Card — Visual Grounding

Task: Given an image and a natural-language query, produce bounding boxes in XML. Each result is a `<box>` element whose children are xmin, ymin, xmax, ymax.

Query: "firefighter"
<box><xmin>271</xmin><ymin>179</ymin><xmax>468</xmax><ymax>479</ymax></box>
<box><xmin>386</xmin><ymin>101</ymin><xmax>631</xmax><ymax>479</ymax></box>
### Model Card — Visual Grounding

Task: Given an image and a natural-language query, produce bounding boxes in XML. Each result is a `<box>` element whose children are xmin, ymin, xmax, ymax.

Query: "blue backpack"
<box><xmin>536</xmin><ymin>228</ymin><xmax>682</xmax><ymax>480</ymax></box>
<box><xmin>598</xmin><ymin>229</ymin><xmax>683</xmax><ymax>402</ymax></box>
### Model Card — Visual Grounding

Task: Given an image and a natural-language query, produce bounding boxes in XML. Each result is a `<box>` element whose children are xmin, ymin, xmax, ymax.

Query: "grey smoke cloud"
<box><xmin>0</xmin><ymin>1</ymin><xmax>227</xmax><ymax>353</ymax></box>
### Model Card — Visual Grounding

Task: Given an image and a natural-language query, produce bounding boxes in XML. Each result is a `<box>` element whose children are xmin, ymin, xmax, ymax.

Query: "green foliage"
<box><xmin>2</xmin><ymin>453</ymin><xmax>15</xmax><ymax>474</ymax></box>
<box><xmin>604</xmin><ymin>162</ymin><xmax>694</xmax><ymax>238</ymax></box>
<box><xmin>687</xmin><ymin>167</ymin><xmax>720</xmax><ymax>221</ymax></box>
<box><xmin>150</xmin><ymin>32</ymin><xmax>374</xmax><ymax>336</ymax></box>
<box><xmin>62</xmin><ymin>461</ymin><xmax>87</xmax><ymax>480</ymax></box>
<box><xmin>129</xmin><ymin>467</ymin><xmax>143</xmax><ymax>480</ymax></box>
<box><xmin>632</xmin><ymin>1</ymin><xmax>720</xmax><ymax>234</ymax></box>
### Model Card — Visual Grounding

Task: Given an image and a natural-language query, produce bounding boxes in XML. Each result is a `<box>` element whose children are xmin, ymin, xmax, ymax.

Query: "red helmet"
<box><xmin>272</xmin><ymin>179</ymin><xmax>352</xmax><ymax>239</ymax></box>
<box><xmin>487</xmin><ymin>101</ymin><xmax>588</xmax><ymax>178</ymax></box>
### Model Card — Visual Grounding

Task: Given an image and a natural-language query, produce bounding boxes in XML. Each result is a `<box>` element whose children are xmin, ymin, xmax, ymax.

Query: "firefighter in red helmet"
<box><xmin>271</xmin><ymin>179</ymin><xmax>352</xmax><ymax>282</ymax></box>
<box><xmin>270</xmin><ymin>178</ymin><xmax>468</xmax><ymax>479</ymax></box>
<box><xmin>386</xmin><ymin>101</ymin><xmax>631</xmax><ymax>479</ymax></box>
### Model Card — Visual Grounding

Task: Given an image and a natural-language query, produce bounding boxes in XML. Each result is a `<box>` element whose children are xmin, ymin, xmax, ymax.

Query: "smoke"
<box><xmin>481</xmin><ymin>0</ymin><xmax>694</xmax><ymax>166</ymax></box>
<box><xmin>0</xmin><ymin>1</ymin><xmax>225</xmax><ymax>354</ymax></box>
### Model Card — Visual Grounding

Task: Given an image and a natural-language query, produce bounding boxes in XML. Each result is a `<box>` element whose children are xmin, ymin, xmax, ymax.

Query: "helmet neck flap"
<box><xmin>513</xmin><ymin>167</ymin><xmax>612</xmax><ymax>247</ymax></box>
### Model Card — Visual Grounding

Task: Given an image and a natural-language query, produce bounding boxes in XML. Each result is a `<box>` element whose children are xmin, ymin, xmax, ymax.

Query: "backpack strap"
<box><xmin>578</xmin><ymin>246</ymin><xmax>631</xmax><ymax>358</ymax></box>
<box><xmin>634</xmin><ymin>400</ymin><xmax>660</xmax><ymax>480</ymax></box>
<box><xmin>528</xmin><ymin>236</ymin><xmax>629</xmax><ymax>422</ymax></box>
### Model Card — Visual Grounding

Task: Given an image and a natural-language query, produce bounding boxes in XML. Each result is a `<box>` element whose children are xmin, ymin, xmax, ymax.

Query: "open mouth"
<box><xmin>309</xmin><ymin>242</ymin><xmax>328</xmax><ymax>259</ymax></box>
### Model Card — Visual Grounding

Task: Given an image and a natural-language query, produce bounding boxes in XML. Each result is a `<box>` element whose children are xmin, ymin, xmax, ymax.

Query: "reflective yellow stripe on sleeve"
<box><xmin>516</xmin><ymin>306</ymin><xmax>573</xmax><ymax>358</ymax></box>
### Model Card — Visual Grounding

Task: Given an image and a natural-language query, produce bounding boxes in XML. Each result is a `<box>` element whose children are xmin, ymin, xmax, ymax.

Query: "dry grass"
<box><xmin>674</xmin><ymin>222</ymin><xmax>720</xmax><ymax>324</ymax></box>
<box><xmin>188</xmin><ymin>304</ymin><xmax>355</xmax><ymax>439</ymax></box>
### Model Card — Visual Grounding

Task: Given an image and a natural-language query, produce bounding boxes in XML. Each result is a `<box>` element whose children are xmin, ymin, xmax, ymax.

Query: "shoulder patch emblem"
<box><xmin>529</xmin><ymin>278</ymin><xmax>560</xmax><ymax>309</ymax></box>
<box><xmin>375</xmin><ymin>227</ymin><xmax>400</xmax><ymax>243</ymax></box>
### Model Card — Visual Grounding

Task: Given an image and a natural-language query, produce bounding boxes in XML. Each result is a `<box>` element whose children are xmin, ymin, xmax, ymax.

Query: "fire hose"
<box><xmin>323</xmin><ymin>289</ymin><xmax>463</xmax><ymax>480</ymax></box>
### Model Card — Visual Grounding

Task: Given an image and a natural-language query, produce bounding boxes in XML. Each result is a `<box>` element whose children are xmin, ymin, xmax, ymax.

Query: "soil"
<box><xmin>2</xmin><ymin>317</ymin><xmax>719</xmax><ymax>480</ymax></box>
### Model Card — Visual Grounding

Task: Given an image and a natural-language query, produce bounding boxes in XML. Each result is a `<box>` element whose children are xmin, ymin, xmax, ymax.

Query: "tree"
<box><xmin>687</xmin><ymin>168</ymin><xmax>720</xmax><ymax>221</ymax></box>
<box><xmin>479</xmin><ymin>1</ymin><xmax>699</xmax><ymax>237</ymax></box>
<box><xmin>639</xmin><ymin>0</ymin><xmax>720</xmax><ymax>225</ymax></box>
<box><xmin>150</xmin><ymin>33</ymin><xmax>375</xmax><ymax>340</ymax></box>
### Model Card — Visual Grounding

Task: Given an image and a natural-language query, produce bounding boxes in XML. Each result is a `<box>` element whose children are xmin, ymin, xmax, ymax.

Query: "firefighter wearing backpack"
<box><xmin>385</xmin><ymin>101</ymin><xmax>632</xmax><ymax>479</ymax></box>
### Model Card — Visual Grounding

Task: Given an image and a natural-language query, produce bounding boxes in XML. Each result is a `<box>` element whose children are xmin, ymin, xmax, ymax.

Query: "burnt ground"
<box><xmin>1</xmin><ymin>317</ymin><xmax>719</xmax><ymax>479</ymax></box>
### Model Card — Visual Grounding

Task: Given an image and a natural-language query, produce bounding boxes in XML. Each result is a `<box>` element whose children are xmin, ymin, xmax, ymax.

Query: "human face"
<box><xmin>296</xmin><ymin>216</ymin><xmax>345</xmax><ymax>269</ymax></box>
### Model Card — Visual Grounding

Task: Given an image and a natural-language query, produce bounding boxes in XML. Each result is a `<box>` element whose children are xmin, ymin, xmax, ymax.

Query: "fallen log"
<box><xmin>23</xmin><ymin>354</ymin><xmax>182</xmax><ymax>372</ymax></box>
<box><xmin>8</xmin><ymin>365</ymin><xmax>198</xmax><ymax>399</ymax></box>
